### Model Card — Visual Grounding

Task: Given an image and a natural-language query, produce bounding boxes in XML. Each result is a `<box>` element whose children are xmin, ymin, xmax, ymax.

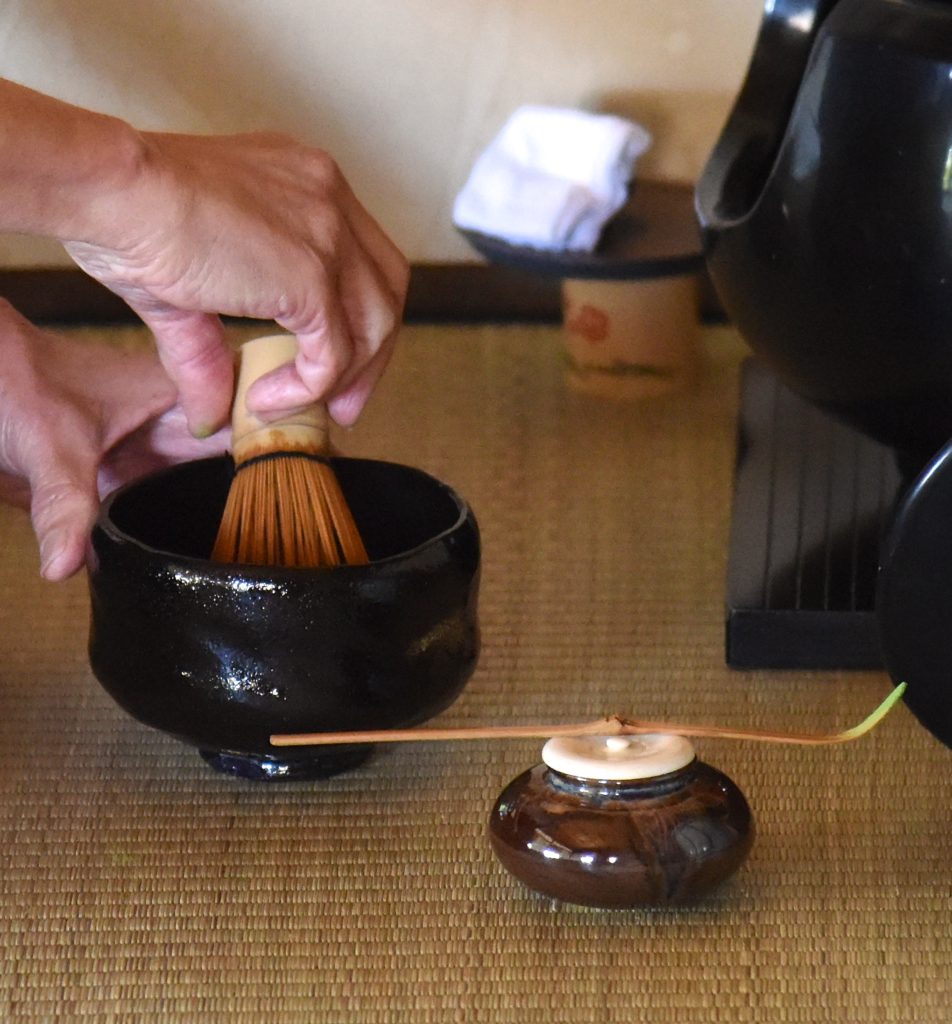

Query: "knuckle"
<box><xmin>308</xmin><ymin>150</ymin><xmax>345</xmax><ymax>196</ymax></box>
<box><xmin>173</xmin><ymin>339</ymin><xmax>227</xmax><ymax>376</ymax></box>
<box><xmin>312</xmin><ymin>148</ymin><xmax>342</xmax><ymax>179</ymax></box>
<box><xmin>307</xmin><ymin>216</ymin><xmax>346</xmax><ymax>265</ymax></box>
<box><xmin>30</xmin><ymin>465</ymin><xmax>92</xmax><ymax>524</ymax></box>
<box><xmin>301</xmin><ymin>336</ymin><xmax>350</xmax><ymax>387</ymax></box>
<box><xmin>374</xmin><ymin>304</ymin><xmax>400</xmax><ymax>342</ymax></box>
<box><xmin>149</xmin><ymin>316</ymin><xmax>227</xmax><ymax>374</ymax></box>
<box><xmin>312</xmin><ymin>344</ymin><xmax>349</xmax><ymax>383</ymax></box>
<box><xmin>323</xmin><ymin>211</ymin><xmax>347</xmax><ymax>249</ymax></box>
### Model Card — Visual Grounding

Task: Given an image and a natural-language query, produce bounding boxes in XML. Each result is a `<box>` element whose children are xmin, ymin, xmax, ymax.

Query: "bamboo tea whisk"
<box><xmin>211</xmin><ymin>334</ymin><xmax>369</xmax><ymax>568</ymax></box>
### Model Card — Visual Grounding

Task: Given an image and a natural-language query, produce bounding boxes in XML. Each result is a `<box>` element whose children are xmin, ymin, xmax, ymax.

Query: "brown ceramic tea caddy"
<box><xmin>87</xmin><ymin>455</ymin><xmax>480</xmax><ymax>781</ymax></box>
<box><xmin>489</xmin><ymin>733</ymin><xmax>754</xmax><ymax>908</ymax></box>
<box><xmin>267</xmin><ymin>685</ymin><xmax>903</xmax><ymax>906</ymax></box>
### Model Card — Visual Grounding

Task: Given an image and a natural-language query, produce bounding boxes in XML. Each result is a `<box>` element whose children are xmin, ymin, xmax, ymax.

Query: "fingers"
<box><xmin>134</xmin><ymin>308</ymin><xmax>234</xmax><ymax>437</ymax></box>
<box><xmin>321</xmin><ymin>183</ymin><xmax>409</xmax><ymax>416</ymax></box>
<box><xmin>247</xmin><ymin>151</ymin><xmax>407</xmax><ymax>417</ymax></box>
<box><xmin>247</xmin><ymin>227</ymin><xmax>406</xmax><ymax>419</ymax></box>
<box><xmin>75</xmin><ymin>131</ymin><xmax>409</xmax><ymax>425</ymax></box>
<box><xmin>0</xmin><ymin>303</ymin><xmax>228</xmax><ymax>581</ymax></box>
<box><xmin>32</xmin><ymin>371</ymin><xmax>230</xmax><ymax>581</ymax></box>
<box><xmin>326</xmin><ymin>325</ymin><xmax>399</xmax><ymax>427</ymax></box>
<box><xmin>295</xmin><ymin>245</ymin><xmax>399</xmax><ymax>408</ymax></box>
<box><xmin>337</xmin><ymin>176</ymin><xmax>411</xmax><ymax>306</ymax></box>
<box><xmin>248</xmin><ymin>261</ymin><xmax>355</xmax><ymax>411</ymax></box>
<box><xmin>98</xmin><ymin>410</ymin><xmax>230</xmax><ymax>496</ymax></box>
<box><xmin>29</xmin><ymin>449</ymin><xmax>99</xmax><ymax>581</ymax></box>
<box><xmin>78</xmin><ymin>347</ymin><xmax>179</xmax><ymax>451</ymax></box>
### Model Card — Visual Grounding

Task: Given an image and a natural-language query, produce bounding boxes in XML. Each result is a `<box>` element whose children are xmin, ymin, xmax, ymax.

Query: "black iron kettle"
<box><xmin>699</xmin><ymin>0</ymin><xmax>952</xmax><ymax>751</ymax></box>
<box><xmin>698</xmin><ymin>0</ymin><xmax>952</xmax><ymax>466</ymax></box>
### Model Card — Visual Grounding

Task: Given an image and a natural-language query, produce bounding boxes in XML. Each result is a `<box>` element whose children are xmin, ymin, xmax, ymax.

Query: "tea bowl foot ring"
<box><xmin>199</xmin><ymin>746</ymin><xmax>371</xmax><ymax>782</ymax></box>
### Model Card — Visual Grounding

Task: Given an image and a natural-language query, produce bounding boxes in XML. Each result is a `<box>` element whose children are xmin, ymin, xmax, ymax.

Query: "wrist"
<box><xmin>47</xmin><ymin>113</ymin><xmax>151</xmax><ymax>248</ymax></box>
<box><xmin>0</xmin><ymin>79</ymin><xmax>149</xmax><ymax>245</ymax></box>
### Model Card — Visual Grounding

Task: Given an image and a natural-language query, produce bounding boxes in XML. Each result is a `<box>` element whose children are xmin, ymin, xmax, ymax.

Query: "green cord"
<box><xmin>837</xmin><ymin>682</ymin><xmax>908</xmax><ymax>742</ymax></box>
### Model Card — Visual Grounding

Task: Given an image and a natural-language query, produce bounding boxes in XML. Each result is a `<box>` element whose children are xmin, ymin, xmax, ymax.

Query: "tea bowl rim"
<box><xmin>92</xmin><ymin>454</ymin><xmax>476</xmax><ymax>578</ymax></box>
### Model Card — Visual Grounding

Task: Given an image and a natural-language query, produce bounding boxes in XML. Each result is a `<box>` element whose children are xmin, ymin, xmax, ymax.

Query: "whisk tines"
<box><xmin>211</xmin><ymin>335</ymin><xmax>369</xmax><ymax>569</ymax></box>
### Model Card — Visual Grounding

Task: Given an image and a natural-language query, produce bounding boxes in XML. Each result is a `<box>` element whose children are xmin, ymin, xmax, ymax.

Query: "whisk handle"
<box><xmin>231</xmin><ymin>334</ymin><xmax>330</xmax><ymax>465</ymax></box>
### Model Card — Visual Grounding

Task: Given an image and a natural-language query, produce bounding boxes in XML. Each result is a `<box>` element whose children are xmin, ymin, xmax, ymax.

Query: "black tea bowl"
<box><xmin>87</xmin><ymin>456</ymin><xmax>480</xmax><ymax>781</ymax></box>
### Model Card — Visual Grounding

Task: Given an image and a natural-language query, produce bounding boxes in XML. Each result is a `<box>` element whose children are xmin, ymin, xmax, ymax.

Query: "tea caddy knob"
<box><xmin>488</xmin><ymin>733</ymin><xmax>754</xmax><ymax>908</ymax></box>
<box><xmin>541</xmin><ymin>732</ymin><xmax>696</xmax><ymax>780</ymax></box>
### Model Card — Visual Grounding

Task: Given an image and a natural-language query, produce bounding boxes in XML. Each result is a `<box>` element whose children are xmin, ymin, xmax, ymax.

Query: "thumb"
<box><xmin>135</xmin><ymin>307</ymin><xmax>234</xmax><ymax>438</ymax></box>
<box><xmin>30</xmin><ymin>458</ymin><xmax>100</xmax><ymax>582</ymax></box>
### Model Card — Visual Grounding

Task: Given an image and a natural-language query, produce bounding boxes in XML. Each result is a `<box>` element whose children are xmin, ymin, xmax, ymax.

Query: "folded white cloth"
<box><xmin>453</xmin><ymin>105</ymin><xmax>652</xmax><ymax>252</ymax></box>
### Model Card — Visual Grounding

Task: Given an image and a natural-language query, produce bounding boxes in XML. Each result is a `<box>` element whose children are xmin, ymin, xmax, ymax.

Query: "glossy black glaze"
<box><xmin>877</xmin><ymin>437</ymin><xmax>952</xmax><ymax>749</ymax></box>
<box><xmin>698</xmin><ymin>0</ymin><xmax>952</xmax><ymax>462</ymax></box>
<box><xmin>88</xmin><ymin>456</ymin><xmax>480</xmax><ymax>780</ymax></box>
<box><xmin>488</xmin><ymin>760</ymin><xmax>754</xmax><ymax>908</ymax></box>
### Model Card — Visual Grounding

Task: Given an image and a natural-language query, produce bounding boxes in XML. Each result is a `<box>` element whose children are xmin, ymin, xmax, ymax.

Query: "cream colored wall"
<box><xmin>0</xmin><ymin>0</ymin><xmax>761</xmax><ymax>267</ymax></box>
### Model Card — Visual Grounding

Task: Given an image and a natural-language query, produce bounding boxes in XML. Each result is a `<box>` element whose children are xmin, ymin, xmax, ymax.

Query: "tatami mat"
<box><xmin>0</xmin><ymin>323</ymin><xmax>948</xmax><ymax>1022</ymax></box>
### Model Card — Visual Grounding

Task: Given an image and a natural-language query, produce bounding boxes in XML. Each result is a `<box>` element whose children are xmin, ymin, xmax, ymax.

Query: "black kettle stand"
<box><xmin>726</xmin><ymin>359</ymin><xmax>905</xmax><ymax>670</ymax></box>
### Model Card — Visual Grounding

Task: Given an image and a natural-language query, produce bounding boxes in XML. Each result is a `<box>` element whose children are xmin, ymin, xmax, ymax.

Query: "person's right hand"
<box><xmin>64</xmin><ymin>130</ymin><xmax>409</xmax><ymax>436</ymax></box>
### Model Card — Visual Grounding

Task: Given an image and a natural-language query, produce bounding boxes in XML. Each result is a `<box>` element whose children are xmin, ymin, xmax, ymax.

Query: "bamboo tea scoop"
<box><xmin>270</xmin><ymin>682</ymin><xmax>907</xmax><ymax>748</ymax></box>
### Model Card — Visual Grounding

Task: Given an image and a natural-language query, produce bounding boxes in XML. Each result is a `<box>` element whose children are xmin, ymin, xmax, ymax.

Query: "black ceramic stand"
<box><xmin>458</xmin><ymin>180</ymin><xmax>703</xmax><ymax>281</ymax></box>
<box><xmin>726</xmin><ymin>360</ymin><xmax>904</xmax><ymax>669</ymax></box>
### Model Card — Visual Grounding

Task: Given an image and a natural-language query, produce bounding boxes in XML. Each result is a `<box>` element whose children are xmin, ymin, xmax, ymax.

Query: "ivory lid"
<box><xmin>541</xmin><ymin>733</ymin><xmax>695</xmax><ymax>782</ymax></box>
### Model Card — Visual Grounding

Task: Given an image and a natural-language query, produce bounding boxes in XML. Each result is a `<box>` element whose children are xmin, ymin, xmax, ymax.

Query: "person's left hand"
<box><xmin>0</xmin><ymin>300</ymin><xmax>229</xmax><ymax>580</ymax></box>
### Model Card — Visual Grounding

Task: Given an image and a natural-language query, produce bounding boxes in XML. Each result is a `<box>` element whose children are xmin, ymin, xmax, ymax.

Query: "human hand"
<box><xmin>64</xmin><ymin>131</ymin><xmax>409</xmax><ymax>435</ymax></box>
<box><xmin>0</xmin><ymin>301</ymin><xmax>228</xmax><ymax>580</ymax></box>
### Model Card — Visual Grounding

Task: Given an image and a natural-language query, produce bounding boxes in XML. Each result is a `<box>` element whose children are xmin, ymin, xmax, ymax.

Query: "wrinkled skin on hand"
<box><xmin>65</xmin><ymin>131</ymin><xmax>409</xmax><ymax>436</ymax></box>
<box><xmin>0</xmin><ymin>300</ymin><xmax>228</xmax><ymax>580</ymax></box>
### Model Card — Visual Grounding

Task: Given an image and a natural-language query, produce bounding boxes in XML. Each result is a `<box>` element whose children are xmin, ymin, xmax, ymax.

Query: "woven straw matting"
<box><xmin>0</xmin><ymin>324</ymin><xmax>949</xmax><ymax>1023</ymax></box>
